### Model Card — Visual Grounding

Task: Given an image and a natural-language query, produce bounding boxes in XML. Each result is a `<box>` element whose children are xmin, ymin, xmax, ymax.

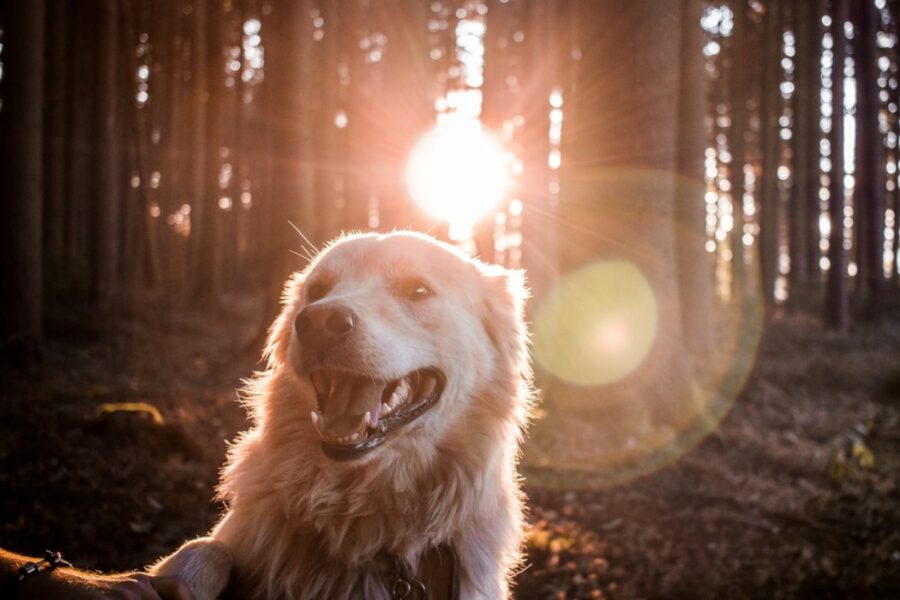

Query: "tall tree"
<box><xmin>854</xmin><ymin>0</ymin><xmax>886</xmax><ymax>310</ymax></box>
<box><xmin>43</xmin><ymin>0</ymin><xmax>70</xmax><ymax>268</ymax></box>
<box><xmin>192</xmin><ymin>0</ymin><xmax>226</xmax><ymax>303</ymax></box>
<box><xmin>728</xmin><ymin>0</ymin><xmax>751</xmax><ymax>297</ymax></box>
<box><xmin>758</xmin><ymin>0</ymin><xmax>783</xmax><ymax>306</ymax></box>
<box><xmin>555</xmin><ymin>0</ymin><xmax>695</xmax><ymax>438</ymax></box>
<box><xmin>66</xmin><ymin>0</ymin><xmax>100</xmax><ymax>289</ymax></box>
<box><xmin>187</xmin><ymin>0</ymin><xmax>209</xmax><ymax>291</ymax></box>
<box><xmin>790</xmin><ymin>0</ymin><xmax>816</xmax><ymax>303</ymax></box>
<box><xmin>826</xmin><ymin>0</ymin><xmax>850</xmax><ymax>329</ymax></box>
<box><xmin>803</xmin><ymin>2</ymin><xmax>824</xmax><ymax>292</ymax></box>
<box><xmin>91</xmin><ymin>0</ymin><xmax>123</xmax><ymax>310</ymax></box>
<box><xmin>675</xmin><ymin>0</ymin><xmax>713</xmax><ymax>359</ymax></box>
<box><xmin>0</xmin><ymin>0</ymin><xmax>46</xmax><ymax>347</ymax></box>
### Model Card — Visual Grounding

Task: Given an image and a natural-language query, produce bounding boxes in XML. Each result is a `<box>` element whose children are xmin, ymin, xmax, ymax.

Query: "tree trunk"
<box><xmin>0</xmin><ymin>0</ymin><xmax>46</xmax><ymax>346</ymax></box>
<box><xmin>675</xmin><ymin>0</ymin><xmax>713</xmax><ymax>359</ymax></box>
<box><xmin>66</xmin><ymin>0</ymin><xmax>100</xmax><ymax>289</ymax></box>
<box><xmin>826</xmin><ymin>0</ymin><xmax>850</xmax><ymax>329</ymax></box>
<box><xmin>553</xmin><ymin>0</ymin><xmax>693</xmax><ymax>434</ymax></box>
<box><xmin>43</xmin><ymin>0</ymin><xmax>69</xmax><ymax>268</ymax></box>
<box><xmin>728</xmin><ymin>0</ymin><xmax>752</xmax><ymax>298</ymax></box>
<box><xmin>519</xmin><ymin>0</ymin><xmax>561</xmax><ymax>306</ymax></box>
<box><xmin>790</xmin><ymin>0</ymin><xmax>815</xmax><ymax>304</ymax></box>
<box><xmin>803</xmin><ymin>2</ymin><xmax>823</xmax><ymax>292</ymax></box>
<box><xmin>91</xmin><ymin>0</ymin><xmax>123</xmax><ymax>310</ymax></box>
<box><xmin>187</xmin><ymin>0</ymin><xmax>209</xmax><ymax>288</ymax></box>
<box><xmin>192</xmin><ymin>0</ymin><xmax>225</xmax><ymax>303</ymax></box>
<box><xmin>758</xmin><ymin>0</ymin><xmax>783</xmax><ymax>307</ymax></box>
<box><xmin>854</xmin><ymin>0</ymin><xmax>886</xmax><ymax>311</ymax></box>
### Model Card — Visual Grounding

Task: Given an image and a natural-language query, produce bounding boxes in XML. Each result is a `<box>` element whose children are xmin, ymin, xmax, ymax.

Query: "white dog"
<box><xmin>152</xmin><ymin>231</ymin><xmax>533</xmax><ymax>599</ymax></box>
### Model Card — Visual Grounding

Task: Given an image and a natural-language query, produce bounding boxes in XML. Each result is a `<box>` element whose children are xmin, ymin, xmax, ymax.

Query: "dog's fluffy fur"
<box><xmin>152</xmin><ymin>232</ymin><xmax>533</xmax><ymax>599</ymax></box>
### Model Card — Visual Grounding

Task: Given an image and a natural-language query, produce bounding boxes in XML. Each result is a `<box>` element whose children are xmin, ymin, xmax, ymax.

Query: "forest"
<box><xmin>1</xmin><ymin>0</ymin><xmax>899</xmax><ymax>598</ymax></box>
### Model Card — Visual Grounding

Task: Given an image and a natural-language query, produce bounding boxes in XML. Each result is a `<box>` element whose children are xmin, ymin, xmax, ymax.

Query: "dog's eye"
<box><xmin>397</xmin><ymin>278</ymin><xmax>432</xmax><ymax>300</ymax></box>
<box><xmin>306</xmin><ymin>280</ymin><xmax>332</xmax><ymax>302</ymax></box>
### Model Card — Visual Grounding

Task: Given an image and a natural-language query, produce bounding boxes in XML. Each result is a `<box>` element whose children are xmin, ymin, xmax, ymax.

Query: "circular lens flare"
<box><xmin>406</xmin><ymin>121</ymin><xmax>509</xmax><ymax>237</ymax></box>
<box><xmin>533</xmin><ymin>260</ymin><xmax>659</xmax><ymax>386</ymax></box>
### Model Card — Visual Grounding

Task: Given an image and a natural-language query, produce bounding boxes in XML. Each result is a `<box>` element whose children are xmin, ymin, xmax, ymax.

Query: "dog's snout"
<box><xmin>294</xmin><ymin>303</ymin><xmax>357</xmax><ymax>346</ymax></box>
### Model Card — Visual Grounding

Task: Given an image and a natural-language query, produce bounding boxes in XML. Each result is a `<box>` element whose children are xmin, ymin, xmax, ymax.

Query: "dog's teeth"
<box><xmin>382</xmin><ymin>402</ymin><xmax>391</xmax><ymax>415</ymax></box>
<box><xmin>310</xmin><ymin>411</ymin><xmax>323</xmax><ymax>436</ymax></box>
<box><xmin>350</xmin><ymin>432</ymin><xmax>359</xmax><ymax>441</ymax></box>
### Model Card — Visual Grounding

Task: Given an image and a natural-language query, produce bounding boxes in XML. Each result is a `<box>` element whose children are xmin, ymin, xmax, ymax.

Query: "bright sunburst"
<box><xmin>406</xmin><ymin>120</ymin><xmax>510</xmax><ymax>239</ymax></box>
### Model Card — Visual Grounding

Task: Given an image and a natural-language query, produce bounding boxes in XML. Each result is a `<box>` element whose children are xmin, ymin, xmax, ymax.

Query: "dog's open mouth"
<box><xmin>308</xmin><ymin>367</ymin><xmax>446</xmax><ymax>461</ymax></box>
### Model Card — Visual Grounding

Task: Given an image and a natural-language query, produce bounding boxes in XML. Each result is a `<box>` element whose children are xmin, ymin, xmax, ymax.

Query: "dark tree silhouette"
<box><xmin>854</xmin><ymin>0</ymin><xmax>886</xmax><ymax>311</ymax></box>
<box><xmin>0</xmin><ymin>0</ymin><xmax>46</xmax><ymax>348</ymax></box>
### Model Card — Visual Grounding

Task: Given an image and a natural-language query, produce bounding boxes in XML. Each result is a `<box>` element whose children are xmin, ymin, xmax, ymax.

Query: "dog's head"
<box><xmin>264</xmin><ymin>231</ymin><xmax>529</xmax><ymax>464</ymax></box>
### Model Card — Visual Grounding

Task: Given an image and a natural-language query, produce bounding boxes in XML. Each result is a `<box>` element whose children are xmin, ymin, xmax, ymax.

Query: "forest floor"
<box><xmin>1</xmin><ymin>294</ymin><xmax>899</xmax><ymax>599</ymax></box>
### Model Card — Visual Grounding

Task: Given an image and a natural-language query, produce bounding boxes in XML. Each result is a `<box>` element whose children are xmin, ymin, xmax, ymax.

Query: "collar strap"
<box><xmin>387</xmin><ymin>543</ymin><xmax>459</xmax><ymax>600</ymax></box>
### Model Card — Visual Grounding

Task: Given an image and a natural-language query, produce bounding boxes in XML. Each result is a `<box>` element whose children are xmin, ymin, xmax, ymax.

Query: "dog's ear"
<box><xmin>262</xmin><ymin>271</ymin><xmax>305</xmax><ymax>368</ymax></box>
<box><xmin>480</xmin><ymin>265</ymin><xmax>529</xmax><ymax>368</ymax></box>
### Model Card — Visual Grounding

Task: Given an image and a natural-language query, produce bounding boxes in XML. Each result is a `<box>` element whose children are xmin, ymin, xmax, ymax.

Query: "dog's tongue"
<box><xmin>320</xmin><ymin>377</ymin><xmax>380</xmax><ymax>436</ymax></box>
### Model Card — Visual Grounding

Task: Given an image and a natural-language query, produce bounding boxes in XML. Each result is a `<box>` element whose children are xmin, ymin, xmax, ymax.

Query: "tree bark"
<box><xmin>758</xmin><ymin>0</ymin><xmax>783</xmax><ymax>307</ymax></box>
<box><xmin>192</xmin><ymin>0</ymin><xmax>225</xmax><ymax>303</ymax></box>
<box><xmin>803</xmin><ymin>2</ymin><xmax>823</xmax><ymax>291</ymax></box>
<box><xmin>43</xmin><ymin>0</ymin><xmax>69</xmax><ymax>267</ymax></box>
<box><xmin>675</xmin><ymin>0</ymin><xmax>713</xmax><ymax>358</ymax></box>
<box><xmin>790</xmin><ymin>0</ymin><xmax>815</xmax><ymax>303</ymax></box>
<box><xmin>558</xmin><ymin>0</ymin><xmax>692</xmax><ymax>413</ymax></box>
<box><xmin>91</xmin><ymin>0</ymin><xmax>123</xmax><ymax>310</ymax></box>
<box><xmin>854</xmin><ymin>0</ymin><xmax>886</xmax><ymax>311</ymax></box>
<box><xmin>727</xmin><ymin>0</ymin><xmax>752</xmax><ymax>297</ymax></box>
<box><xmin>187</xmin><ymin>0</ymin><xmax>209</xmax><ymax>288</ymax></box>
<box><xmin>0</xmin><ymin>0</ymin><xmax>46</xmax><ymax>346</ymax></box>
<box><xmin>826</xmin><ymin>0</ymin><xmax>850</xmax><ymax>329</ymax></box>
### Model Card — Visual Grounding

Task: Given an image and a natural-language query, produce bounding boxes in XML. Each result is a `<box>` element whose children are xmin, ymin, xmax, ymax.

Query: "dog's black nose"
<box><xmin>294</xmin><ymin>304</ymin><xmax>356</xmax><ymax>346</ymax></box>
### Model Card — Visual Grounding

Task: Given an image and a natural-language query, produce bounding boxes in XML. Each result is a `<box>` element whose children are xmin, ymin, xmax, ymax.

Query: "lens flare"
<box><xmin>532</xmin><ymin>260</ymin><xmax>658</xmax><ymax>386</ymax></box>
<box><xmin>406</xmin><ymin>121</ymin><xmax>509</xmax><ymax>238</ymax></box>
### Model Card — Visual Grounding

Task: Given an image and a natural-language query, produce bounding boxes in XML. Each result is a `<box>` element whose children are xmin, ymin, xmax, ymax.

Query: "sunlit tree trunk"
<box><xmin>261</xmin><ymin>0</ymin><xmax>313</xmax><ymax>283</ymax></box>
<box><xmin>758</xmin><ymin>0</ymin><xmax>783</xmax><ymax>307</ymax></box>
<box><xmin>0</xmin><ymin>0</ymin><xmax>46</xmax><ymax>346</ymax></box>
<box><xmin>854</xmin><ymin>0</ymin><xmax>886</xmax><ymax>312</ymax></box>
<box><xmin>187</xmin><ymin>0</ymin><xmax>209</xmax><ymax>291</ymax></box>
<box><xmin>375</xmin><ymin>0</ymin><xmax>432</xmax><ymax>232</ymax></box>
<box><xmin>519</xmin><ymin>0</ymin><xmax>561</xmax><ymax>306</ymax></box>
<box><xmin>826</xmin><ymin>0</ymin><xmax>849</xmax><ymax>329</ymax></box>
<box><xmin>727</xmin><ymin>0</ymin><xmax>752</xmax><ymax>298</ymax></box>
<box><xmin>558</xmin><ymin>0</ymin><xmax>692</xmax><ymax>424</ymax></box>
<box><xmin>675</xmin><ymin>0</ymin><xmax>713</xmax><ymax>358</ymax></box>
<box><xmin>192</xmin><ymin>0</ymin><xmax>225</xmax><ymax>303</ymax></box>
<box><xmin>314</xmin><ymin>0</ymin><xmax>344</xmax><ymax>245</ymax></box>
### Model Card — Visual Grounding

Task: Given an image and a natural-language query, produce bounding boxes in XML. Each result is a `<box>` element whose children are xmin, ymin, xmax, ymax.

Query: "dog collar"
<box><xmin>384</xmin><ymin>543</ymin><xmax>460</xmax><ymax>600</ymax></box>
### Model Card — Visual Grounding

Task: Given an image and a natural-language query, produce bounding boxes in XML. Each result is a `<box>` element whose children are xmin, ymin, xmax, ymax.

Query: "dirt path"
<box><xmin>1</xmin><ymin>300</ymin><xmax>898</xmax><ymax>598</ymax></box>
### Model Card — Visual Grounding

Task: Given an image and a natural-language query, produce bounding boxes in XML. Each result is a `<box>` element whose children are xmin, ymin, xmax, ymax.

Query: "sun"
<box><xmin>406</xmin><ymin>121</ymin><xmax>510</xmax><ymax>239</ymax></box>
